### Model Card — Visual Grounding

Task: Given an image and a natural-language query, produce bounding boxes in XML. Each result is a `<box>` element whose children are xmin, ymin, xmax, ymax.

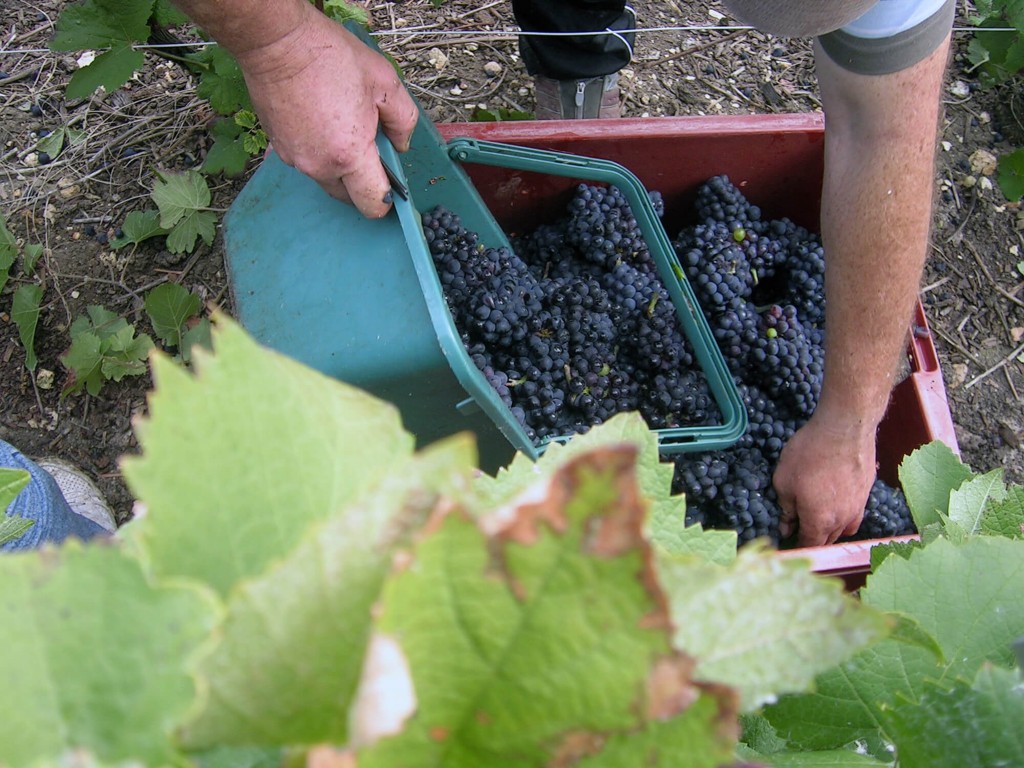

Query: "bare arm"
<box><xmin>173</xmin><ymin>0</ymin><xmax>418</xmax><ymax>217</ymax></box>
<box><xmin>774</xmin><ymin>34</ymin><xmax>951</xmax><ymax>546</ymax></box>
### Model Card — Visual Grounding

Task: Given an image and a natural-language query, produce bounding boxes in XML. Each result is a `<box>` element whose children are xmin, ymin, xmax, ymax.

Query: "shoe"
<box><xmin>534</xmin><ymin>73</ymin><xmax>621</xmax><ymax>119</ymax></box>
<box><xmin>36</xmin><ymin>458</ymin><xmax>117</xmax><ymax>533</ymax></box>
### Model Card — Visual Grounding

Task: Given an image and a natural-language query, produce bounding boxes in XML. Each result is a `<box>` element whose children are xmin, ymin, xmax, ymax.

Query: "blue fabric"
<box><xmin>1</xmin><ymin>440</ymin><xmax>108</xmax><ymax>552</ymax></box>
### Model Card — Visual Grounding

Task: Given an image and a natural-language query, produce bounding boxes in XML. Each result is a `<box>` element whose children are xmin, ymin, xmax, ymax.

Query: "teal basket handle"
<box><xmin>445</xmin><ymin>137</ymin><xmax>747</xmax><ymax>454</ymax></box>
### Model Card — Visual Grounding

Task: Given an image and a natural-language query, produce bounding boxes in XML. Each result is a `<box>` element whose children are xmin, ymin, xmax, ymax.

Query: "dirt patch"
<box><xmin>2</xmin><ymin>0</ymin><xmax>1022</xmax><ymax>522</ymax></box>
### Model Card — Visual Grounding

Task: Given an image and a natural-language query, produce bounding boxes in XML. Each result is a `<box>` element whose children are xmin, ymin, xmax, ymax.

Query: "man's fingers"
<box><xmin>378</xmin><ymin>86</ymin><xmax>419</xmax><ymax>153</ymax></box>
<box><xmin>335</xmin><ymin>152</ymin><xmax>394</xmax><ymax>219</ymax></box>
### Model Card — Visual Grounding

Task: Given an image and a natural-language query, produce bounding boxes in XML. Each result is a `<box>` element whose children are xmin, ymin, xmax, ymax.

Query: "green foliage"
<box><xmin>0</xmin><ymin>213</ymin><xmax>18</xmax><ymax>294</ymax></box>
<box><xmin>322</xmin><ymin>0</ymin><xmax>370</xmax><ymax>26</ymax></box>
<box><xmin>965</xmin><ymin>1</ymin><xmax>1024</xmax><ymax>199</ymax></box>
<box><xmin>0</xmin><ymin>542</ymin><xmax>219</xmax><ymax>765</ymax></box>
<box><xmin>60</xmin><ymin>305</ymin><xmax>154</xmax><ymax>397</ymax></box>
<box><xmin>12</xmin><ymin>283</ymin><xmax>43</xmax><ymax>371</ymax></box>
<box><xmin>6</xmin><ymin>318</ymin><xmax>1023</xmax><ymax>765</ymax></box>
<box><xmin>471</xmin><ymin>106</ymin><xmax>535</xmax><ymax>122</ymax></box>
<box><xmin>998</xmin><ymin>148</ymin><xmax>1024</xmax><ymax>201</ymax></box>
<box><xmin>110</xmin><ymin>209</ymin><xmax>169</xmax><ymax>250</ymax></box>
<box><xmin>0</xmin><ymin>468</ymin><xmax>33</xmax><ymax>547</ymax></box>
<box><xmin>152</xmin><ymin>170</ymin><xmax>217</xmax><ymax>253</ymax></box>
<box><xmin>658</xmin><ymin>544</ymin><xmax>888</xmax><ymax>711</ymax></box>
<box><xmin>202</xmin><ymin>118</ymin><xmax>251</xmax><ymax>177</ymax></box>
<box><xmin>758</xmin><ymin>441</ymin><xmax>1024</xmax><ymax>765</ymax></box>
<box><xmin>144</xmin><ymin>282</ymin><xmax>202</xmax><ymax>351</ymax></box>
<box><xmin>51</xmin><ymin>0</ymin><xmax>151</xmax><ymax>99</ymax></box>
<box><xmin>37</xmin><ymin>125</ymin><xmax>84</xmax><ymax>162</ymax></box>
<box><xmin>22</xmin><ymin>243</ymin><xmax>43</xmax><ymax>275</ymax></box>
<box><xmin>192</xmin><ymin>45</ymin><xmax>252</xmax><ymax>115</ymax></box>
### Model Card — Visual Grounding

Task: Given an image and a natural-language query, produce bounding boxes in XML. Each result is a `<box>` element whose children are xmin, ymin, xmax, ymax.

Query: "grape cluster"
<box><xmin>425</xmin><ymin>176</ymin><xmax>915</xmax><ymax>546</ymax></box>
<box><xmin>670</xmin><ymin>175</ymin><xmax>912</xmax><ymax>543</ymax></box>
<box><xmin>423</xmin><ymin>185</ymin><xmax>715</xmax><ymax>444</ymax></box>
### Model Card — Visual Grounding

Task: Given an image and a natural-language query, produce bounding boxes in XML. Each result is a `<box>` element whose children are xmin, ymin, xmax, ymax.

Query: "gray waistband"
<box><xmin>818</xmin><ymin>0</ymin><xmax>955</xmax><ymax>75</ymax></box>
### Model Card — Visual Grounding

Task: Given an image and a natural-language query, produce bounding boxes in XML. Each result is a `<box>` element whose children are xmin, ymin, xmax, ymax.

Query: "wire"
<box><xmin>0</xmin><ymin>24</ymin><xmax>1014</xmax><ymax>56</ymax></box>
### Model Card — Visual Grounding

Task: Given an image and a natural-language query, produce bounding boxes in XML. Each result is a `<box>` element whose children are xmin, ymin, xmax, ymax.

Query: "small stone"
<box><xmin>483</xmin><ymin>61</ymin><xmax>502</xmax><ymax>77</ymax></box>
<box><xmin>36</xmin><ymin>369</ymin><xmax>54</xmax><ymax>391</ymax></box>
<box><xmin>970</xmin><ymin>148</ymin><xmax>999</xmax><ymax>176</ymax></box>
<box><xmin>979</xmin><ymin>111</ymin><xmax>991</xmax><ymax>124</ymax></box>
<box><xmin>980</xmin><ymin>176</ymin><xmax>994</xmax><ymax>192</ymax></box>
<box><xmin>948</xmin><ymin>80</ymin><xmax>971</xmax><ymax>98</ymax></box>
<box><xmin>1011</xmin><ymin>327</ymin><xmax>1024</xmax><ymax>343</ymax></box>
<box><xmin>949</xmin><ymin>363</ymin><xmax>969</xmax><ymax>389</ymax></box>
<box><xmin>426</xmin><ymin>47</ymin><xmax>448</xmax><ymax>71</ymax></box>
<box><xmin>59</xmin><ymin>184</ymin><xmax>80</xmax><ymax>199</ymax></box>
<box><xmin>941</xmin><ymin>141</ymin><xmax>953</xmax><ymax>152</ymax></box>
<box><xmin>71</xmin><ymin>290</ymin><xmax>80</xmax><ymax>299</ymax></box>
<box><xmin>450</xmin><ymin>86</ymin><xmax>463</xmax><ymax>96</ymax></box>
<box><xmin>24</xmin><ymin>152</ymin><xmax>39</xmax><ymax>167</ymax></box>
<box><xmin>961</xmin><ymin>175</ymin><xmax>977</xmax><ymax>188</ymax></box>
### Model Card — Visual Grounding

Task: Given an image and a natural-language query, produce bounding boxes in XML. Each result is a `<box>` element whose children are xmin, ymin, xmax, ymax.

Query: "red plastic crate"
<box><xmin>437</xmin><ymin>115</ymin><xmax>958</xmax><ymax>587</ymax></box>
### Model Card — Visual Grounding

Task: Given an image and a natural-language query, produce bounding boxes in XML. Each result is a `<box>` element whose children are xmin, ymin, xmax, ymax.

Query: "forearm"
<box><xmin>814</xmin><ymin>34</ymin><xmax>951</xmax><ymax>432</ymax></box>
<box><xmin>171</xmin><ymin>0</ymin><xmax>316</xmax><ymax>61</ymax></box>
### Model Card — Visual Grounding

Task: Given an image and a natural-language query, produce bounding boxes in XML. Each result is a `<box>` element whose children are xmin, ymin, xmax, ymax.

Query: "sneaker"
<box><xmin>35</xmin><ymin>458</ymin><xmax>117</xmax><ymax>533</ymax></box>
<box><xmin>534</xmin><ymin>73</ymin><xmax>621</xmax><ymax>120</ymax></box>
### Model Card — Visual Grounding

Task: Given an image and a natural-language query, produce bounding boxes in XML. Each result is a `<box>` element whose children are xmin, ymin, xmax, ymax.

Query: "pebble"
<box><xmin>948</xmin><ymin>80</ymin><xmax>971</xmax><ymax>98</ymax></box>
<box><xmin>426</xmin><ymin>47</ymin><xmax>448</xmax><ymax>71</ymax></box>
<box><xmin>969</xmin><ymin>148</ymin><xmax>999</xmax><ymax>176</ymax></box>
<box><xmin>483</xmin><ymin>61</ymin><xmax>502</xmax><ymax>77</ymax></box>
<box><xmin>36</xmin><ymin>369</ymin><xmax>54</xmax><ymax>391</ymax></box>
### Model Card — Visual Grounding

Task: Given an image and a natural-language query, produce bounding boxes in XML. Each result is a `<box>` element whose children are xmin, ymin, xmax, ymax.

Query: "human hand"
<box><xmin>773</xmin><ymin>408</ymin><xmax>877</xmax><ymax>547</ymax></box>
<box><xmin>236</xmin><ymin>8</ymin><xmax>418</xmax><ymax>218</ymax></box>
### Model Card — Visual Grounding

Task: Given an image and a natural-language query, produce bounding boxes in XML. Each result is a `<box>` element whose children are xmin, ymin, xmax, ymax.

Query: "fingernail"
<box><xmin>383</xmin><ymin>191</ymin><xmax>393</xmax><ymax>205</ymax></box>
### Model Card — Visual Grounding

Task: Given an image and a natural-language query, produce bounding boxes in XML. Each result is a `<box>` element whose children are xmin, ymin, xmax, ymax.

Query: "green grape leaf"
<box><xmin>181</xmin><ymin>317</ymin><xmax>212</xmax><ymax>363</ymax></box>
<box><xmin>0</xmin><ymin>214</ymin><xmax>15</xmax><ymax>294</ymax></box>
<box><xmin>764</xmin><ymin>536</ymin><xmax>1024</xmax><ymax>752</ymax></box>
<box><xmin>885</xmin><ymin>612</ymin><xmax>944</xmax><ymax>662</ymax></box>
<box><xmin>354</xmin><ymin>444</ymin><xmax>739</xmax><ymax>766</ymax></box>
<box><xmin>153</xmin><ymin>169</ymin><xmax>212</xmax><ymax>228</ymax></box>
<box><xmin>22</xmin><ymin>243</ymin><xmax>44</xmax><ymax>274</ymax></box>
<box><xmin>180</xmin><ymin>436</ymin><xmax>477</xmax><ymax>749</ymax></box>
<box><xmin>152</xmin><ymin>0</ymin><xmax>190</xmax><ymax>27</ymax></box>
<box><xmin>323</xmin><ymin>0</ymin><xmax>370</xmax><ymax>26</ymax></box>
<box><xmin>81</xmin><ymin>304</ymin><xmax>126</xmax><ymax>339</ymax></box>
<box><xmin>572</xmin><ymin>698</ymin><xmax>738</xmax><ymax>768</ymax></box>
<box><xmin>241</xmin><ymin>130</ymin><xmax>268</xmax><ymax>156</ymax></box>
<box><xmin>98</xmin><ymin>328</ymin><xmax>154</xmax><ymax>382</ymax></box>
<box><xmin>0</xmin><ymin>468</ymin><xmax>31</xmax><ymax>510</ymax></box>
<box><xmin>51</xmin><ymin>0</ymin><xmax>153</xmax><ymax>50</ymax></box>
<box><xmin>739</xmin><ymin>712</ymin><xmax>788</xmax><ymax>755</ymax></box>
<box><xmin>997</xmin><ymin>148</ymin><xmax>1024</xmax><ymax>202</ymax></box>
<box><xmin>145</xmin><ymin>282</ymin><xmax>201</xmax><ymax>348</ymax></box>
<box><xmin>202</xmin><ymin>119</ymin><xmax>250</xmax><ymax>177</ymax></box>
<box><xmin>898</xmin><ymin>441</ymin><xmax>974</xmax><ymax>529</ymax></box>
<box><xmin>659</xmin><ymin>545</ymin><xmax>889</xmax><ymax>710</ymax></box>
<box><xmin>12</xmin><ymin>283</ymin><xmax>44</xmax><ymax>371</ymax></box>
<box><xmin>868</xmin><ymin>537</ymin><xmax>921</xmax><ymax>571</ymax></box>
<box><xmin>61</xmin><ymin>329</ymin><xmax>105</xmax><ymax>396</ymax></box>
<box><xmin>166</xmin><ymin>209</ymin><xmax>217</xmax><ymax>253</ymax></box>
<box><xmin>121</xmin><ymin>314</ymin><xmax>415</xmax><ymax>597</ymax></box>
<box><xmin>0</xmin><ymin>542</ymin><xmax>219</xmax><ymax>766</ymax></box>
<box><xmin>190</xmin><ymin>746</ymin><xmax>285</xmax><ymax>768</ymax></box>
<box><xmin>111</xmin><ymin>209</ymin><xmax>168</xmax><ymax>249</ymax></box>
<box><xmin>981</xmin><ymin>486</ymin><xmax>1024</xmax><ymax>538</ymax></box>
<box><xmin>739</xmin><ymin>747</ymin><xmax>890</xmax><ymax>766</ymax></box>
<box><xmin>0</xmin><ymin>514</ymin><xmax>34</xmax><ymax>547</ymax></box>
<box><xmin>947</xmin><ymin>468</ymin><xmax>1007</xmax><ymax>535</ymax></box>
<box><xmin>883</xmin><ymin>665</ymin><xmax>1024</xmax><ymax>767</ymax></box>
<box><xmin>65</xmin><ymin>42</ymin><xmax>147</xmax><ymax>99</ymax></box>
<box><xmin>0</xmin><ymin>468</ymin><xmax>33</xmax><ymax>547</ymax></box>
<box><xmin>194</xmin><ymin>45</ymin><xmax>252</xmax><ymax>115</ymax></box>
<box><xmin>37</xmin><ymin>128</ymin><xmax>67</xmax><ymax>160</ymax></box>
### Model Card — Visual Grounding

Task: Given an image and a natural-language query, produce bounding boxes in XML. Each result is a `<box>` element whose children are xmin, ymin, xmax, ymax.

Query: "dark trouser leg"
<box><xmin>512</xmin><ymin>0</ymin><xmax>636</xmax><ymax>79</ymax></box>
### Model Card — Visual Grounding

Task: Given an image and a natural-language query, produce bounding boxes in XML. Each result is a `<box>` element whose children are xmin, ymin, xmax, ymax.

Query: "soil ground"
<box><xmin>2</xmin><ymin>0</ymin><xmax>1022</xmax><ymax>522</ymax></box>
